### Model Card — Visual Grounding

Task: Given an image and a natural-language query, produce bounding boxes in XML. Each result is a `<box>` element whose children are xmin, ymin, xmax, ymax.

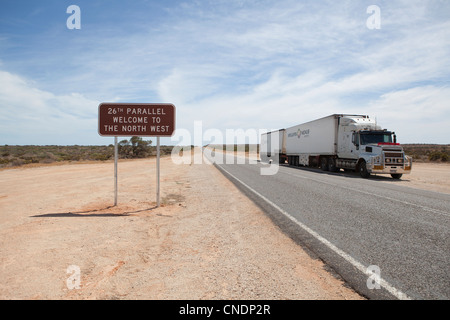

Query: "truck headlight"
<box><xmin>386</xmin><ymin>158</ymin><xmax>391</xmax><ymax>163</ymax></box>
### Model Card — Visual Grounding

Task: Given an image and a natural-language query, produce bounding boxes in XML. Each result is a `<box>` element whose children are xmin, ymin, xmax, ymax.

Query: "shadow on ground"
<box><xmin>30</xmin><ymin>206</ymin><xmax>158</xmax><ymax>218</ymax></box>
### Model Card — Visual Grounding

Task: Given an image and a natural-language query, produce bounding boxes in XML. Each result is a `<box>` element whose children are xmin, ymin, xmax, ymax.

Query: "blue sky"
<box><xmin>0</xmin><ymin>0</ymin><xmax>449</xmax><ymax>145</ymax></box>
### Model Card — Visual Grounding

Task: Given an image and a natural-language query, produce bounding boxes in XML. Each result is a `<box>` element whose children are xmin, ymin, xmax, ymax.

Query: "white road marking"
<box><xmin>216</xmin><ymin>163</ymin><xmax>412</xmax><ymax>300</ymax></box>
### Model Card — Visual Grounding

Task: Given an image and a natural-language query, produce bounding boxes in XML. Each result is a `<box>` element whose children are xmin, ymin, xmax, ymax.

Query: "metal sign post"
<box><xmin>98</xmin><ymin>103</ymin><xmax>175</xmax><ymax>208</ymax></box>
<box><xmin>157</xmin><ymin>137</ymin><xmax>160</xmax><ymax>207</ymax></box>
<box><xmin>114</xmin><ymin>136</ymin><xmax>118</xmax><ymax>206</ymax></box>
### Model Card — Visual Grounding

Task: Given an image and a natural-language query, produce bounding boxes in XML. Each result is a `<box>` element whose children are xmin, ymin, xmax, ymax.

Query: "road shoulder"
<box><xmin>0</xmin><ymin>156</ymin><xmax>363</xmax><ymax>299</ymax></box>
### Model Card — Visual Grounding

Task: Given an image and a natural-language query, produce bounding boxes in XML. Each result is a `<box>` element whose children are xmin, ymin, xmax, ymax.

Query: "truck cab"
<box><xmin>337</xmin><ymin>116</ymin><xmax>412</xmax><ymax>179</ymax></box>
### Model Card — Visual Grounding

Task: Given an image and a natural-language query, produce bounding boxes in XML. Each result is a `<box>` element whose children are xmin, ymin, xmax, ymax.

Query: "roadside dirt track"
<box><xmin>0</xmin><ymin>153</ymin><xmax>366</xmax><ymax>300</ymax></box>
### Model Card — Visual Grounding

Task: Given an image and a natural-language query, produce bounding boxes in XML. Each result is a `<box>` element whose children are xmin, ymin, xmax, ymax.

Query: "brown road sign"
<box><xmin>98</xmin><ymin>103</ymin><xmax>175</xmax><ymax>137</ymax></box>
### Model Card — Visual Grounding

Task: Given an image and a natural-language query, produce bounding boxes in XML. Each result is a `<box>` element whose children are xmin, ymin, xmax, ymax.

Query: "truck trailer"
<box><xmin>259</xmin><ymin>129</ymin><xmax>286</xmax><ymax>164</ymax></box>
<box><xmin>260</xmin><ymin>114</ymin><xmax>412</xmax><ymax>179</ymax></box>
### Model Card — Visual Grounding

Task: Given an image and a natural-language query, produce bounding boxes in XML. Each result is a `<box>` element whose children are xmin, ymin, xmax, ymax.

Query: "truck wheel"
<box><xmin>359</xmin><ymin>160</ymin><xmax>370</xmax><ymax>178</ymax></box>
<box><xmin>328</xmin><ymin>158</ymin><xmax>339</xmax><ymax>172</ymax></box>
<box><xmin>320</xmin><ymin>157</ymin><xmax>329</xmax><ymax>171</ymax></box>
<box><xmin>391</xmin><ymin>174</ymin><xmax>403</xmax><ymax>179</ymax></box>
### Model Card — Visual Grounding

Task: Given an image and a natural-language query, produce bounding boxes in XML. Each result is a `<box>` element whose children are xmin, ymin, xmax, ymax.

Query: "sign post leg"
<box><xmin>114</xmin><ymin>136</ymin><xmax>118</xmax><ymax>206</ymax></box>
<box><xmin>157</xmin><ymin>137</ymin><xmax>160</xmax><ymax>208</ymax></box>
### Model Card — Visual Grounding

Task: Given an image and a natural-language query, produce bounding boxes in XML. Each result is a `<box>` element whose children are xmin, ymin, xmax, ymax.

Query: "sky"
<box><xmin>0</xmin><ymin>0</ymin><xmax>449</xmax><ymax>145</ymax></box>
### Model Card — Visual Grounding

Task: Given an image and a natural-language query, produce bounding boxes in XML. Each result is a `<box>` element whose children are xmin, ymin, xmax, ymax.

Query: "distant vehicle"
<box><xmin>260</xmin><ymin>114</ymin><xmax>412</xmax><ymax>179</ymax></box>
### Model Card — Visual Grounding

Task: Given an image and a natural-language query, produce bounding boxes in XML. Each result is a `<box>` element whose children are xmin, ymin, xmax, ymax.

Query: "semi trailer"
<box><xmin>260</xmin><ymin>114</ymin><xmax>412</xmax><ymax>179</ymax></box>
<box><xmin>259</xmin><ymin>129</ymin><xmax>287</xmax><ymax>164</ymax></box>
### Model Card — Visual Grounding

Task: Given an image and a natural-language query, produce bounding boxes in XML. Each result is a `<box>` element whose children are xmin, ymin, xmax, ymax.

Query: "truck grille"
<box><xmin>384</xmin><ymin>152</ymin><xmax>404</xmax><ymax>166</ymax></box>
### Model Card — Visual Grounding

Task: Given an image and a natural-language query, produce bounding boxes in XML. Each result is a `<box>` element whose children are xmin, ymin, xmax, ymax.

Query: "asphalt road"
<box><xmin>208</xmin><ymin>152</ymin><xmax>450</xmax><ymax>300</ymax></box>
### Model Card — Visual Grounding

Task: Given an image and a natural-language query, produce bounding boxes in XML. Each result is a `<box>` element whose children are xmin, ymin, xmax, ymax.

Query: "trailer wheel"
<box><xmin>358</xmin><ymin>160</ymin><xmax>370</xmax><ymax>178</ymax></box>
<box><xmin>320</xmin><ymin>157</ymin><xmax>329</xmax><ymax>171</ymax></box>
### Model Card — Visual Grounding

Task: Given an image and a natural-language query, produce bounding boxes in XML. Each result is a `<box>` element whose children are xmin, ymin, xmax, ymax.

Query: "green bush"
<box><xmin>91</xmin><ymin>153</ymin><xmax>111</xmax><ymax>161</ymax></box>
<box><xmin>428</xmin><ymin>151</ymin><xmax>449</xmax><ymax>162</ymax></box>
<box><xmin>118</xmin><ymin>137</ymin><xmax>152</xmax><ymax>158</ymax></box>
<box><xmin>429</xmin><ymin>151</ymin><xmax>439</xmax><ymax>161</ymax></box>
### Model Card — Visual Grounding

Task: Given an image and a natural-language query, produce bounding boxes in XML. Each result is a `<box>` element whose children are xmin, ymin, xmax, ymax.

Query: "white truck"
<box><xmin>260</xmin><ymin>114</ymin><xmax>412</xmax><ymax>179</ymax></box>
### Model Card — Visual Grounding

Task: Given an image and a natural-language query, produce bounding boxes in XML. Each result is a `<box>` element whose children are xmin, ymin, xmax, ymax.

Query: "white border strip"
<box><xmin>217</xmin><ymin>164</ymin><xmax>412</xmax><ymax>300</ymax></box>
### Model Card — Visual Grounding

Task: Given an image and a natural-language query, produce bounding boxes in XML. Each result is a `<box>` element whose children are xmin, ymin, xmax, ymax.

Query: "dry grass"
<box><xmin>0</xmin><ymin>144</ymin><xmax>174</xmax><ymax>169</ymax></box>
<box><xmin>1</xmin><ymin>143</ymin><xmax>448</xmax><ymax>169</ymax></box>
<box><xmin>402</xmin><ymin>144</ymin><xmax>449</xmax><ymax>163</ymax></box>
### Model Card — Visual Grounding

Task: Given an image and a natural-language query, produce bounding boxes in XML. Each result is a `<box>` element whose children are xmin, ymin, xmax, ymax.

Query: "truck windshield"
<box><xmin>360</xmin><ymin>132</ymin><xmax>392</xmax><ymax>145</ymax></box>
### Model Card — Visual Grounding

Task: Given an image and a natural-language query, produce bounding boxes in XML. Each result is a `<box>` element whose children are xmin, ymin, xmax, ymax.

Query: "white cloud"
<box><xmin>159</xmin><ymin>63</ymin><xmax>450</xmax><ymax>145</ymax></box>
<box><xmin>0</xmin><ymin>70</ymin><xmax>101</xmax><ymax>145</ymax></box>
<box><xmin>1</xmin><ymin>1</ymin><xmax>449</xmax><ymax>145</ymax></box>
<box><xmin>367</xmin><ymin>86</ymin><xmax>450</xmax><ymax>144</ymax></box>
